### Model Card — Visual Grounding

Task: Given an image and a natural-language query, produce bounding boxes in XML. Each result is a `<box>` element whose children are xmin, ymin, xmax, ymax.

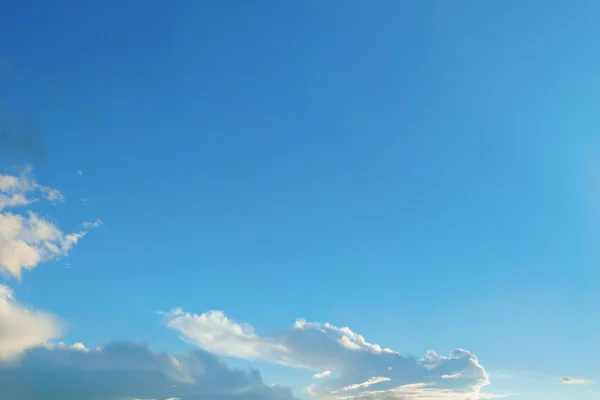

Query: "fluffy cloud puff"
<box><xmin>0</xmin><ymin>341</ymin><xmax>298</xmax><ymax>400</ymax></box>
<box><xmin>0</xmin><ymin>165</ymin><xmax>100</xmax><ymax>278</ymax></box>
<box><xmin>163</xmin><ymin>309</ymin><xmax>498</xmax><ymax>400</ymax></box>
<box><xmin>0</xmin><ymin>284</ymin><xmax>63</xmax><ymax>360</ymax></box>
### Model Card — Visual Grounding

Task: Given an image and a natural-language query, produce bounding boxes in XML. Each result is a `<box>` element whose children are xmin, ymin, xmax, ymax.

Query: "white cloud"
<box><xmin>559</xmin><ymin>377</ymin><xmax>592</xmax><ymax>385</ymax></box>
<box><xmin>163</xmin><ymin>309</ymin><xmax>291</xmax><ymax>364</ymax></box>
<box><xmin>325</xmin><ymin>383</ymin><xmax>509</xmax><ymax>400</ymax></box>
<box><xmin>0</xmin><ymin>211</ymin><xmax>86</xmax><ymax>278</ymax></box>
<box><xmin>442</xmin><ymin>373</ymin><xmax>462</xmax><ymax>379</ymax></box>
<box><xmin>0</xmin><ymin>284</ymin><xmax>63</xmax><ymax>360</ymax></box>
<box><xmin>76</xmin><ymin>170</ymin><xmax>83</xmax><ymax>176</ymax></box>
<box><xmin>163</xmin><ymin>309</ymin><xmax>498</xmax><ymax>400</ymax></box>
<box><xmin>333</xmin><ymin>376</ymin><xmax>391</xmax><ymax>393</ymax></box>
<box><xmin>80</xmin><ymin>219</ymin><xmax>103</xmax><ymax>229</ymax></box>
<box><xmin>0</xmin><ymin>341</ymin><xmax>298</xmax><ymax>400</ymax></box>
<box><xmin>0</xmin><ymin>166</ymin><xmax>99</xmax><ymax>278</ymax></box>
<box><xmin>0</xmin><ymin>165</ymin><xmax>64</xmax><ymax>206</ymax></box>
<box><xmin>314</xmin><ymin>370</ymin><xmax>332</xmax><ymax>379</ymax></box>
<box><xmin>0</xmin><ymin>193</ymin><xmax>32</xmax><ymax>210</ymax></box>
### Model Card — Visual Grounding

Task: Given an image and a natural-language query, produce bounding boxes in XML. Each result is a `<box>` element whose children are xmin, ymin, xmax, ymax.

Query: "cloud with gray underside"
<box><xmin>0</xmin><ymin>342</ymin><xmax>298</xmax><ymax>400</ymax></box>
<box><xmin>162</xmin><ymin>309</ymin><xmax>498</xmax><ymax>400</ymax></box>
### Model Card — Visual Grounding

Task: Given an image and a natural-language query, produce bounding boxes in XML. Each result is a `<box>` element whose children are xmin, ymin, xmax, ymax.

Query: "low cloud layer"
<box><xmin>0</xmin><ymin>165</ymin><xmax>99</xmax><ymax>278</ymax></box>
<box><xmin>0</xmin><ymin>341</ymin><xmax>298</xmax><ymax>400</ymax></box>
<box><xmin>163</xmin><ymin>309</ymin><xmax>497</xmax><ymax>399</ymax></box>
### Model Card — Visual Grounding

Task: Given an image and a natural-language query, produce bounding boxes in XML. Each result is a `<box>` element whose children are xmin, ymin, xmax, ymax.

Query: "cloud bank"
<box><xmin>0</xmin><ymin>341</ymin><xmax>298</xmax><ymax>400</ymax></box>
<box><xmin>163</xmin><ymin>309</ymin><xmax>498</xmax><ymax>400</ymax></box>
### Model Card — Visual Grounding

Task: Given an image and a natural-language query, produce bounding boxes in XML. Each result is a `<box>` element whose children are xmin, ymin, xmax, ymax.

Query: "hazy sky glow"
<box><xmin>0</xmin><ymin>1</ymin><xmax>598</xmax><ymax>399</ymax></box>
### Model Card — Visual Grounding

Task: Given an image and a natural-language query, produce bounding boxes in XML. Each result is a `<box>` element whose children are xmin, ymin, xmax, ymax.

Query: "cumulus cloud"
<box><xmin>0</xmin><ymin>284</ymin><xmax>63</xmax><ymax>360</ymax></box>
<box><xmin>163</xmin><ymin>309</ymin><xmax>291</xmax><ymax>364</ymax></box>
<box><xmin>163</xmin><ymin>309</ymin><xmax>497</xmax><ymax>400</ymax></box>
<box><xmin>0</xmin><ymin>166</ymin><xmax>100</xmax><ymax>278</ymax></box>
<box><xmin>0</xmin><ymin>341</ymin><xmax>298</xmax><ymax>400</ymax></box>
<box><xmin>559</xmin><ymin>377</ymin><xmax>592</xmax><ymax>385</ymax></box>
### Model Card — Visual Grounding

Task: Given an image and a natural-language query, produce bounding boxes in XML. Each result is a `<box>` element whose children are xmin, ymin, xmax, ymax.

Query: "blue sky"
<box><xmin>0</xmin><ymin>1</ymin><xmax>598</xmax><ymax>399</ymax></box>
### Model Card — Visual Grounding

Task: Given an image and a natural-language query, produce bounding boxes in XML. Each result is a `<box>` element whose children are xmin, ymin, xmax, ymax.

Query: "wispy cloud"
<box><xmin>560</xmin><ymin>377</ymin><xmax>593</xmax><ymax>385</ymax></box>
<box><xmin>333</xmin><ymin>376</ymin><xmax>391</xmax><ymax>393</ymax></box>
<box><xmin>80</xmin><ymin>219</ymin><xmax>103</xmax><ymax>229</ymax></box>
<box><xmin>0</xmin><ymin>211</ymin><xmax>86</xmax><ymax>278</ymax></box>
<box><xmin>0</xmin><ymin>165</ymin><xmax>98</xmax><ymax>278</ymax></box>
<box><xmin>442</xmin><ymin>373</ymin><xmax>463</xmax><ymax>379</ymax></box>
<box><xmin>0</xmin><ymin>164</ymin><xmax>64</xmax><ymax>210</ymax></box>
<box><xmin>76</xmin><ymin>170</ymin><xmax>83</xmax><ymax>176</ymax></box>
<box><xmin>314</xmin><ymin>370</ymin><xmax>332</xmax><ymax>379</ymax></box>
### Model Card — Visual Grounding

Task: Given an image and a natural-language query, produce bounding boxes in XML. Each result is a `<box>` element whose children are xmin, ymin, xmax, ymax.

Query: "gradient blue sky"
<box><xmin>0</xmin><ymin>1</ymin><xmax>598</xmax><ymax>399</ymax></box>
